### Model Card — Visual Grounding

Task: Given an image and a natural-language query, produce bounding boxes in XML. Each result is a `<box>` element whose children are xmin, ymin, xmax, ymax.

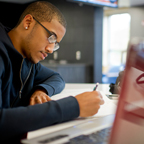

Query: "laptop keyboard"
<box><xmin>64</xmin><ymin>127</ymin><xmax>111</xmax><ymax>144</ymax></box>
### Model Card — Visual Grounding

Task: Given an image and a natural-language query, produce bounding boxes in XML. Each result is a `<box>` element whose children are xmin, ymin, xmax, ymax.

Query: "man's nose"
<box><xmin>45</xmin><ymin>44</ymin><xmax>55</xmax><ymax>53</ymax></box>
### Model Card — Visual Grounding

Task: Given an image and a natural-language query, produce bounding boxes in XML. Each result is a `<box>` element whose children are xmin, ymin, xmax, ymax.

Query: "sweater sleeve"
<box><xmin>0</xmin><ymin>49</ymin><xmax>79</xmax><ymax>142</ymax></box>
<box><xmin>33</xmin><ymin>63</ymin><xmax>65</xmax><ymax>96</ymax></box>
<box><xmin>0</xmin><ymin>96</ymin><xmax>80</xmax><ymax>139</ymax></box>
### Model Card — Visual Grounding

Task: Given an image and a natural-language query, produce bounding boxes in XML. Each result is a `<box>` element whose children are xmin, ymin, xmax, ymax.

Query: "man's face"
<box><xmin>23</xmin><ymin>18</ymin><xmax>66</xmax><ymax>64</ymax></box>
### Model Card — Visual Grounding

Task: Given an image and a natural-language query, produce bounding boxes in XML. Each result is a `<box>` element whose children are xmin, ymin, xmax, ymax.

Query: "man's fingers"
<box><xmin>35</xmin><ymin>96</ymin><xmax>42</xmax><ymax>104</ymax></box>
<box><xmin>30</xmin><ymin>95</ymin><xmax>51</xmax><ymax>105</ymax></box>
<box><xmin>99</xmin><ymin>98</ymin><xmax>105</xmax><ymax>105</ymax></box>
<box><xmin>97</xmin><ymin>91</ymin><xmax>104</xmax><ymax>105</ymax></box>
<box><xmin>41</xmin><ymin>96</ymin><xmax>49</xmax><ymax>103</ymax></box>
<box><xmin>29</xmin><ymin>98</ymin><xmax>35</xmax><ymax>105</ymax></box>
<box><xmin>75</xmin><ymin>91</ymin><xmax>105</xmax><ymax>117</ymax></box>
<box><xmin>41</xmin><ymin>96</ymin><xmax>51</xmax><ymax>103</ymax></box>
<box><xmin>99</xmin><ymin>96</ymin><xmax>104</xmax><ymax>105</ymax></box>
<box><xmin>29</xmin><ymin>90</ymin><xmax>52</xmax><ymax>105</ymax></box>
<box><xmin>46</xmin><ymin>96</ymin><xmax>51</xmax><ymax>102</ymax></box>
<box><xmin>30</xmin><ymin>96</ymin><xmax>42</xmax><ymax>105</ymax></box>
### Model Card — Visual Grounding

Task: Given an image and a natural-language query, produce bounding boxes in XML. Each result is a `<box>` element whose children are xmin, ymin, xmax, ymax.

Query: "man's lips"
<box><xmin>41</xmin><ymin>52</ymin><xmax>48</xmax><ymax>59</ymax></box>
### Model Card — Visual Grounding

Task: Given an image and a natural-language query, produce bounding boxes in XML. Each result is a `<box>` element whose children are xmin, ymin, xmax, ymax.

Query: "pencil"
<box><xmin>93</xmin><ymin>82</ymin><xmax>99</xmax><ymax>91</ymax></box>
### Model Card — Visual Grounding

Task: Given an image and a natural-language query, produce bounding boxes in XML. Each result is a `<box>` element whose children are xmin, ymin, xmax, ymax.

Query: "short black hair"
<box><xmin>16</xmin><ymin>1</ymin><xmax>67</xmax><ymax>28</ymax></box>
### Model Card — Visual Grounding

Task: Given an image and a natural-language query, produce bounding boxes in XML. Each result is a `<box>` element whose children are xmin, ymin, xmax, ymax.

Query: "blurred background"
<box><xmin>1</xmin><ymin>0</ymin><xmax>144</xmax><ymax>83</ymax></box>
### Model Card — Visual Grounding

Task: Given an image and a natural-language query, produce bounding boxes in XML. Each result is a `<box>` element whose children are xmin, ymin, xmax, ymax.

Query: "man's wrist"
<box><xmin>34</xmin><ymin>87</ymin><xmax>47</xmax><ymax>94</ymax></box>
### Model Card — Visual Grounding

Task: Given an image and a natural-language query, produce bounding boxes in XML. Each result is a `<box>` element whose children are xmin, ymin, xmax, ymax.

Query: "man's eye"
<box><xmin>48</xmin><ymin>35</ymin><xmax>57</xmax><ymax>43</ymax></box>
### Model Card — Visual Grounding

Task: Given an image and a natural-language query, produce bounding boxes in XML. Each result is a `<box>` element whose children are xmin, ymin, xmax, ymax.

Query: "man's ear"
<box><xmin>23</xmin><ymin>14</ymin><xmax>34</xmax><ymax>30</ymax></box>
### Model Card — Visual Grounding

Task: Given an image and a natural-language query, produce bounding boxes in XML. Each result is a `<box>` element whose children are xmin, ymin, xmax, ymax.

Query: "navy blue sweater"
<box><xmin>0</xmin><ymin>23</ymin><xmax>79</xmax><ymax>142</ymax></box>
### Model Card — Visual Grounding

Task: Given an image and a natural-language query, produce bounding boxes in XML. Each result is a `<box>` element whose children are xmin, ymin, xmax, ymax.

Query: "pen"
<box><xmin>93</xmin><ymin>82</ymin><xmax>99</xmax><ymax>91</ymax></box>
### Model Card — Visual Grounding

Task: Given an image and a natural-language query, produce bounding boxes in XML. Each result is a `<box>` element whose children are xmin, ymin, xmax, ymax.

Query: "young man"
<box><xmin>0</xmin><ymin>1</ymin><xmax>104</xmax><ymax>143</ymax></box>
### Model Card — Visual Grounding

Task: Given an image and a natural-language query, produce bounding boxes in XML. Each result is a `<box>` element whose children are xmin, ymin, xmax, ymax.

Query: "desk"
<box><xmin>27</xmin><ymin>83</ymin><xmax>117</xmax><ymax>140</ymax></box>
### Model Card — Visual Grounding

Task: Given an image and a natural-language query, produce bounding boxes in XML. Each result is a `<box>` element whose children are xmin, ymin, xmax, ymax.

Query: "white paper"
<box><xmin>28</xmin><ymin>89</ymin><xmax>117</xmax><ymax>139</ymax></box>
<box><xmin>52</xmin><ymin>89</ymin><xmax>117</xmax><ymax>117</ymax></box>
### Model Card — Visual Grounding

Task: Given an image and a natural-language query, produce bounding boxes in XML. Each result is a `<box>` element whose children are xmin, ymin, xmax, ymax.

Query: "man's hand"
<box><xmin>75</xmin><ymin>91</ymin><xmax>104</xmax><ymax>117</ymax></box>
<box><xmin>29</xmin><ymin>89</ymin><xmax>51</xmax><ymax>105</ymax></box>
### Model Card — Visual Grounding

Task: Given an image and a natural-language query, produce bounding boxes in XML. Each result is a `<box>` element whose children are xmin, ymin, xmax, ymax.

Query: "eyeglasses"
<box><xmin>33</xmin><ymin>17</ymin><xmax>60</xmax><ymax>51</ymax></box>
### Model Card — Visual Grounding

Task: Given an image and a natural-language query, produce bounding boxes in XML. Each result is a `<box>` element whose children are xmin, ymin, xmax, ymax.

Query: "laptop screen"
<box><xmin>109</xmin><ymin>38</ymin><xmax>144</xmax><ymax>144</ymax></box>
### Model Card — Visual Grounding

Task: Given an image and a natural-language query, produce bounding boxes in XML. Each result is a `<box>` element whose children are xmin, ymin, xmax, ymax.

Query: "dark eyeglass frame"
<box><xmin>33</xmin><ymin>17</ymin><xmax>60</xmax><ymax>51</ymax></box>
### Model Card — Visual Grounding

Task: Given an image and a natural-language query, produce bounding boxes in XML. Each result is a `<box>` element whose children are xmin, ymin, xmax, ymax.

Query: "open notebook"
<box><xmin>21</xmin><ymin>38</ymin><xmax>144</xmax><ymax>144</ymax></box>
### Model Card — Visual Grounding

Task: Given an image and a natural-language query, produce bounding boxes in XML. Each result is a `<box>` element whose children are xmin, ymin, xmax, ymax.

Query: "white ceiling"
<box><xmin>0</xmin><ymin>0</ymin><xmax>144</xmax><ymax>7</ymax></box>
